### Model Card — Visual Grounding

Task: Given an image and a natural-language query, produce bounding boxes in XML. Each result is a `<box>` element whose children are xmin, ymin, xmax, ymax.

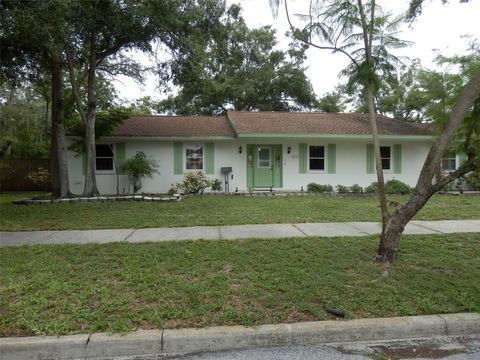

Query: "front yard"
<box><xmin>1</xmin><ymin>192</ymin><xmax>479</xmax><ymax>231</ymax></box>
<box><xmin>1</xmin><ymin>233</ymin><xmax>479</xmax><ymax>336</ymax></box>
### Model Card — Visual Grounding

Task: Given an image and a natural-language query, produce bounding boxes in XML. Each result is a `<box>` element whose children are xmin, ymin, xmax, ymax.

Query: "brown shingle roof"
<box><xmin>227</xmin><ymin>111</ymin><xmax>431</xmax><ymax>136</ymax></box>
<box><xmin>105</xmin><ymin>112</ymin><xmax>431</xmax><ymax>138</ymax></box>
<box><xmin>110</xmin><ymin>115</ymin><xmax>235</xmax><ymax>138</ymax></box>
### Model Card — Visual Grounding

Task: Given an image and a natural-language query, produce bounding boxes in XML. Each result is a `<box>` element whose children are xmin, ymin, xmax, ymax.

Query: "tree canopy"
<box><xmin>0</xmin><ymin>82</ymin><xmax>50</xmax><ymax>159</ymax></box>
<box><xmin>158</xmin><ymin>5</ymin><xmax>318</xmax><ymax>115</ymax></box>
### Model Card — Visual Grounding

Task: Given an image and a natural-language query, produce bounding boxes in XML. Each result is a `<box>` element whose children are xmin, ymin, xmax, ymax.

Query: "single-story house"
<box><xmin>66</xmin><ymin>111</ymin><xmax>444</xmax><ymax>194</ymax></box>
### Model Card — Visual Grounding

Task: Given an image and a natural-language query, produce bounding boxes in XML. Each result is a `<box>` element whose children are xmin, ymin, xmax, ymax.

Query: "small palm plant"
<box><xmin>121</xmin><ymin>152</ymin><xmax>159</xmax><ymax>194</ymax></box>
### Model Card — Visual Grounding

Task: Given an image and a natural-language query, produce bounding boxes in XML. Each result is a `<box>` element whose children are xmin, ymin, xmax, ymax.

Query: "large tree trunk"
<box><xmin>44</xmin><ymin>99</ymin><xmax>49</xmax><ymax>141</ymax></box>
<box><xmin>82</xmin><ymin>33</ymin><xmax>99</xmax><ymax>197</ymax></box>
<box><xmin>50</xmin><ymin>54</ymin><xmax>71</xmax><ymax>198</ymax></box>
<box><xmin>377</xmin><ymin>191</ymin><xmax>431</xmax><ymax>262</ymax></box>
<box><xmin>83</xmin><ymin>118</ymin><xmax>98</xmax><ymax>196</ymax></box>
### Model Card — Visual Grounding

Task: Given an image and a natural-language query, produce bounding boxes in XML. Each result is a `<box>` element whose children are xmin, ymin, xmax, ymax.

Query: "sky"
<box><xmin>114</xmin><ymin>0</ymin><xmax>480</xmax><ymax>105</ymax></box>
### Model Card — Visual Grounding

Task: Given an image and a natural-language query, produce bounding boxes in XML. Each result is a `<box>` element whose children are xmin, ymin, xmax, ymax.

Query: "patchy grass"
<box><xmin>1</xmin><ymin>192</ymin><xmax>479</xmax><ymax>231</ymax></box>
<box><xmin>1</xmin><ymin>233</ymin><xmax>479</xmax><ymax>336</ymax></box>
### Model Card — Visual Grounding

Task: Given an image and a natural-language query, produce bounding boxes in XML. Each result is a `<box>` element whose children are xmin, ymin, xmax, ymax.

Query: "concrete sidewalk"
<box><xmin>1</xmin><ymin>219</ymin><xmax>480</xmax><ymax>247</ymax></box>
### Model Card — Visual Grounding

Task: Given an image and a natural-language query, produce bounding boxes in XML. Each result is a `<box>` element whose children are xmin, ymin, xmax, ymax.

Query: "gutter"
<box><xmin>1</xmin><ymin>313</ymin><xmax>478</xmax><ymax>359</ymax></box>
<box><xmin>236</xmin><ymin>133</ymin><xmax>434</xmax><ymax>141</ymax></box>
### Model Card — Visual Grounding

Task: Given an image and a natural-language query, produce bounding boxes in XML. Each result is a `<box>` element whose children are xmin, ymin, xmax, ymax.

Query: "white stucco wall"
<box><xmin>67</xmin><ymin>138</ymin><xmax>432</xmax><ymax>195</ymax></box>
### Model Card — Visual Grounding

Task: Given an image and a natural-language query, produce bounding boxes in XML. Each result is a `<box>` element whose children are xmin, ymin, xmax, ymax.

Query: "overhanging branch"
<box><xmin>285</xmin><ymin>0</ymin><xmax>359</xmax><ymax>68</ymax></box>
<box><xmin>431</xmin><ymin>160</ymin><xmax>476</xmax><ymax>193</ymax></box>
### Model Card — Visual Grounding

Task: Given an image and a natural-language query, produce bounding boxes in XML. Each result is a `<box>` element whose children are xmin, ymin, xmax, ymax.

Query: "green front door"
<box><xmin>254</xmin><ymin>146</ymin><xmax>274</xmax><ymax>187</ymax></box>
<box><xmin>247</xmin><ymin>144</ymin><xmax>282</xmax><ymax>188</ymax></box>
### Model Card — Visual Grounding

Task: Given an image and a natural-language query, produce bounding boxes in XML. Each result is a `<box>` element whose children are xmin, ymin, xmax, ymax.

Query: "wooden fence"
<box><xmin>0</xmin><ymin>159</ymin><xmax>50</xmax><ymax>191</ymax></box>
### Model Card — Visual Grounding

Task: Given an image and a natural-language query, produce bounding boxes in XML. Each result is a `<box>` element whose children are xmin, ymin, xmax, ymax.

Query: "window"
<box><xmin>185</xmin><ymin>144</ymin><xmax>204</xmax><ymax>170</ymax></box>
<box><xmin>380</xmin><ymin>146</ymin><xmax>391</xmax><ymax>170</ymax></box>
<box><xmin>96</xmin><ymin>144</ymin><xmax>114</xmax><ymax>171</ymax></box>
<box><xmin>309</xmin><ymin>145</ymin><xmax>325</xmax><ymax>171</ymax></box>
<box><xmin>441</xmin><ymin>157</ymin><xmax>456</xmax><ymax>172</ymax></box>
<box><xmin>258</xmin><ymin>147</ymin><xmax>271</xmax><ymax>168</ymax></box>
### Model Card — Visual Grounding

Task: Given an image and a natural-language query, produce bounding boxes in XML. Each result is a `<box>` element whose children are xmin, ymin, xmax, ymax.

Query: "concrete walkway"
<box><xmin>1</xmin><ymin>220</ymin><xmax>480</xmax><ymax>247</ymax></box>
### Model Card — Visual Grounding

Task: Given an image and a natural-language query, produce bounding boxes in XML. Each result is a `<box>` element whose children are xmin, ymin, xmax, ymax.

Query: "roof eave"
<box><xmin>236</xmin><ymin>132</ymin><xmax>434</xmax><ymax>141</ymax></box>
<box><xmin>99</xmin><ymin>135</ymin><xmax>235</xmax><ymax>141</ymax></box>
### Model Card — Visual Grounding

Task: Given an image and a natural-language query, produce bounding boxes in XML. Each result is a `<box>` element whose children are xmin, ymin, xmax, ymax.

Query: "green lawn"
<box><xmin>0</xmin><ymin>192</ymin><xmax>479</xmax><ymax>231</ymax></box>
<box><xmin>1</xmin><ymin>233</ymin><xmax>479</xmax><ymax>337</ymax></box>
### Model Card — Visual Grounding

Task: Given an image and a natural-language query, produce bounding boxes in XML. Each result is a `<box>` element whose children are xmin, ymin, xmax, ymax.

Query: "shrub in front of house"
<box><xmin>336</xmin><ymin>184</ymin><xmax>350</xmax><ymax>194</ymax></box>
<box><xmin>466</xmin><ymin>172</ymin><xmax>480</xmax><ymax>190</ymax></box>
<box><xmin>167</xmin><ymin>184</ymin><xmax>179</xmax><ymax>195</ymax></box>
<box><xmin>179</xmin><ymin>171</ymin><xmax>213</xmax><ymax>194</ymax></box>
<box><xmin>364</xmin><ymin>180</ymin><xmax>411</xmax><ymax>195</ymax></box>
<box><xmin>349</xmin><ymin>184</ymin><xmax>363</xmax><ymax>194</ymax></box>
<box><xmin>364</xmin><ymin>182</ymin><xmax>378</xmax><ymax>194</ymax></box>
<box><xmin>307</xmin><ymin>183</ymin><xmax>334</xmax><ymax>193</ymax></box>
<box><xmin>210</xmin><ymin>178</ymin><xmax>222</xmax><ymax>192</ymax></box>
<box><xmin>25</xmin><ymin>167</ymin><xmax>51</xmax><ymax>191</ymax></box>
<box><xmin>385</xmin><ymin>179</ymin><xmax>411</xmax><ymax>194</ymax></box>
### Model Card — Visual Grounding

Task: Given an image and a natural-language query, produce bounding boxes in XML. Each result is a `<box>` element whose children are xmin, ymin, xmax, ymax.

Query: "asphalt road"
<box><xmin>67</xmin><ymin>336</ymin><xmax>480</xmax><ymax>360</ymax></box>
<box><xmin>161</xmin><ymin>336</ymin><xmax>480</xmax><ymax>360</ymax></box>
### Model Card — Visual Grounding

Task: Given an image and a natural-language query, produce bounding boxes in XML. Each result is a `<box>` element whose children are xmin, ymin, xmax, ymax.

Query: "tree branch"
<box><xmin>416</xmin><ymin>67</ymin><xmax>480</xmax><ymax>194</ymax></box>
<box><xmin>430</xmin><ymin>160</ymin><xmax>476</xmax><ymax>193</ymax></box>
<box><xmin>285</xmin><ymin>0</ymin><xmax>359</xmax><ymax>68</ymax></box>
<box><xmin>65</xmin><ymin>46</ymin><xmax>87</xmax><ymax>124</ymax></box>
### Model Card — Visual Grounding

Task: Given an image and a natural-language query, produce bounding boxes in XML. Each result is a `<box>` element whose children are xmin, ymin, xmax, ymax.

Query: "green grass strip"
<box><xmin>1</xmin><ymin>192</ymin><xmax>479</xmax><ymax>231</ymax></box>
<box><xmin>1</xmin><ymin>233</ymin><xmax>479</xmax><ymax>337</ymax></box>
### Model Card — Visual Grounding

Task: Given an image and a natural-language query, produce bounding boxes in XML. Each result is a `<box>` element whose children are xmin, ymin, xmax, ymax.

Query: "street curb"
<box><xmin>1</xmin><ymin>313</ymin><xmax>479</xmax><ymax>359</ymax></box>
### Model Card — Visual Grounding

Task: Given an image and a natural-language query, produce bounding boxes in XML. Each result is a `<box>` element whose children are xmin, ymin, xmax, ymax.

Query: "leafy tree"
<box><xmin>1</xmin><ymin>0</ymin><xmax>73</xmax><ymax>197</ymax></box>
<box><xmin>122</xmin><ymin>97</ymin><xmax>155</xmax><ymax>115</ymax></box>
<box><xmin>0</xmin><ymin>82</ymin><xmax>50</xmax><ymax>158</ymax></box>
<box><xmin>64</xmin><ymin>0</ymin><xmax>153</xmax><ymax>196</ymax></box>
<box><xmin>338</xmin><ymin>51</ymin><xmax>478</xmax><ymax>125</ymax></box>
<box><xmin>317</xmin><ymin>91</ymin><xmax>345</xmax><ymax>112</ymax></box>
<box><xmin>273</xmin><ymin>0</ymin><xmax>479</xmax><ymax>262</ymax></box>
<box><xmin>338</xmin><ymin>60</ymin><xmax>429</xmax><ymax>121</ymax></box>
<box><xmin>158</xmin><ymin>4</ymin><xmax>318</xmax><ymax>115</ymax></box>
<box><xmin>121</xmin><ymin>152</ymin><xmax>159</xmax><ymax>194</ymax></box>
<box><xmin>65</xmin><ymin>0</ymin><xmax>226</xmax><ymax>196</ymax></box>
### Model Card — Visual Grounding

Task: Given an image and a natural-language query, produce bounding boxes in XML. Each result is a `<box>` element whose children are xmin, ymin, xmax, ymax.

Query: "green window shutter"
<box><xmin>327</xmin><ymin>144</ymin><xmax>336</xmax><ymax>174</ymax></box>
<box><xmin>246</xmin><ymin>144</ymin><xmax>254</xmax><ymax>188</ymax></box>
<box><xmin>366</xmin><ymin>144</ymin><xmax>374</xmax><ymax>174</ymax></box>
<box><xmin>273</xmin><ymin>144</ymin><xmax>282</xmax><ymax>188</ymax></box>
<box><xmin>393</xmin><ymin>144</ymin><xmax>402</xmax><ymax>174</ymax></box>
<box><xmin>82</xmin><ymin>152</ymin><xmax>86</xmax><ymax>175</ymax></box>
<box><xmin>115</xmin><ymin>143</ymin><xmax>126</xmax><ymax>175</ymax></box>
<box><xmin>174</xmin><ymin>142</ymin><xmax>183</xmax><ymax>175</ymax></box>
<box><xmin>299</xmin><ymin>143</ymin><xmax>307</xmax><ymax>174</ymax></box>
<box><xmin>205</xmin><ymin>142</ymin><xmax>214</xmax><ymax>174</ymax></box>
